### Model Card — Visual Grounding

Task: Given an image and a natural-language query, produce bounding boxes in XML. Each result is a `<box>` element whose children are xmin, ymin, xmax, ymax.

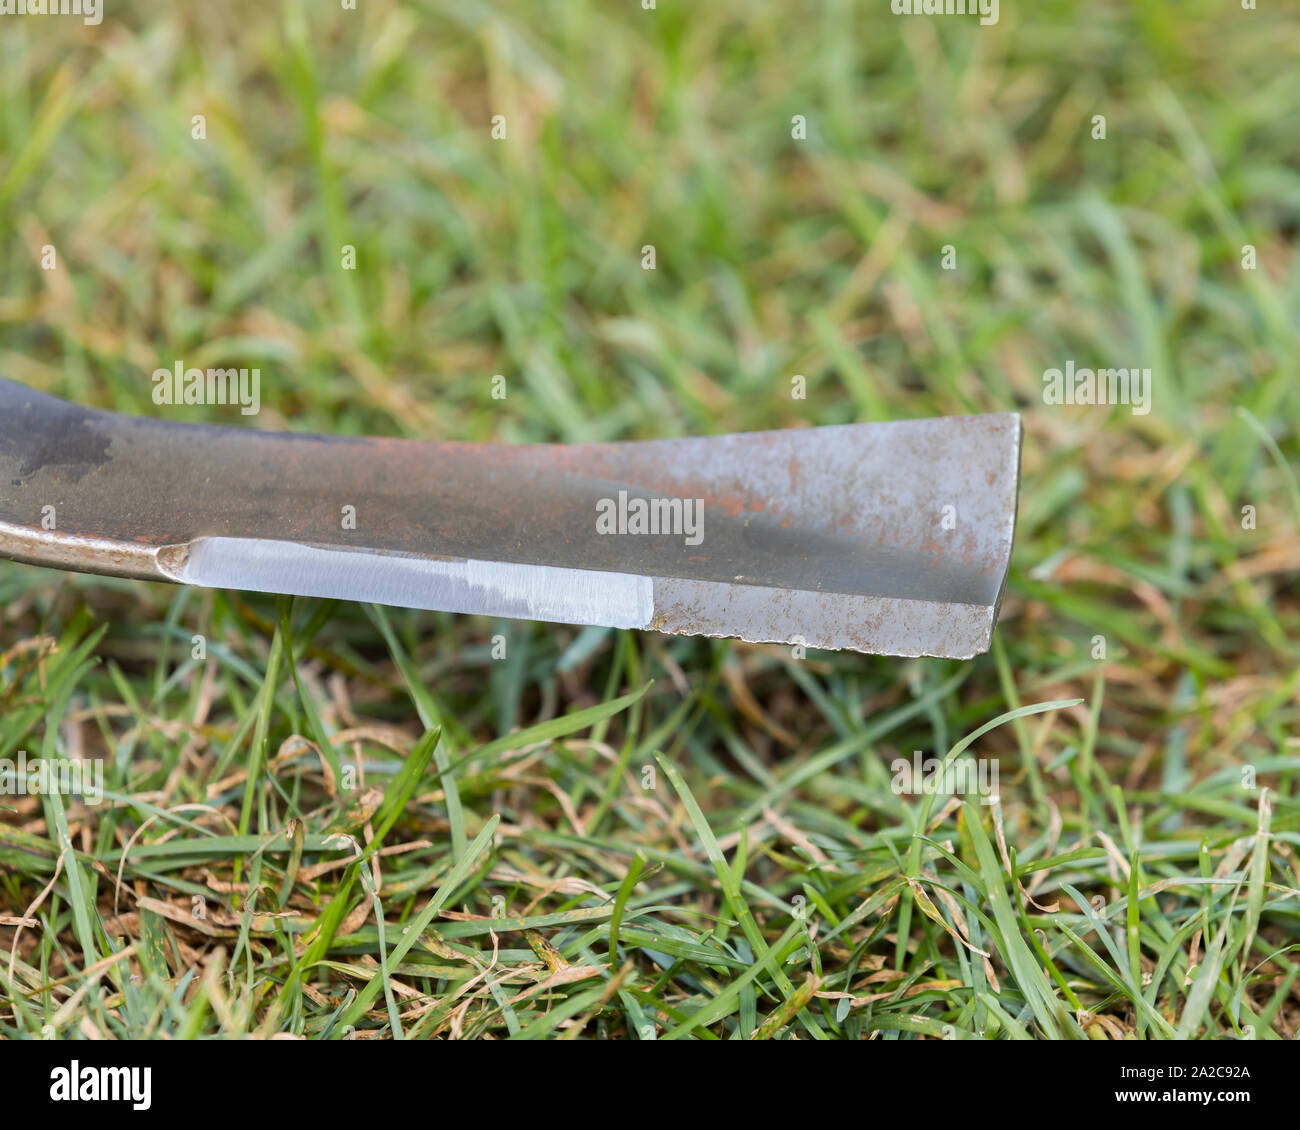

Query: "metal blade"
<box><xmin>0</xmin><ymin>378</ymin><xmax>1020</xmax><ymax>658</ymax></box>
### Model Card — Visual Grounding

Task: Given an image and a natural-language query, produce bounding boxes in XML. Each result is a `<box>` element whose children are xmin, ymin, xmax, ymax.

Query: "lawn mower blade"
<box><xmin>0</xmin><ymin>378</ymin><xmax>1020</xmax><ymax>658</ymax></box>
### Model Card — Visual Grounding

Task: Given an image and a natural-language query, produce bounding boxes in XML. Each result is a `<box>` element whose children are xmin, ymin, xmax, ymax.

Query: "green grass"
<box><xmin>1</xmin><ymin>0</ymin><xmax>1298</xmax><ymax>1039</ymax></box>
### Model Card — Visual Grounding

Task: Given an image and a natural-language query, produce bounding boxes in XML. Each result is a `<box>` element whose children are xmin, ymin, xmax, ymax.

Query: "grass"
<box><xmin>1</xmin><ymin>0</ymin><xmax>1298</xmax><ymax>1040</ymax></box>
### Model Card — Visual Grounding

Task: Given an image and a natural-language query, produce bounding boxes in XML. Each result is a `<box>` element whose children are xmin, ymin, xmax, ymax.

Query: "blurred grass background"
<box><xmin>1</xmin><ymin>0</ymin><xmax>1297</xmax><ymax>1040</ymax></box>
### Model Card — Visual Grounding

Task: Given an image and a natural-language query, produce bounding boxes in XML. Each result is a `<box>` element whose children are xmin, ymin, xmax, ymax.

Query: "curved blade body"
<box><xmin>0</xmin><ymin>378</ymin><xmax>1019</xmax><ymax>657</ymax></box>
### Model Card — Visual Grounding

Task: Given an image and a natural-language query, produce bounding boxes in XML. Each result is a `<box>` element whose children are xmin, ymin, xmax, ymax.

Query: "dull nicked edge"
<box><xmin>0</xmin><ymin>519</ymin><xmax>177</xmax><ymax>583</ymax></box>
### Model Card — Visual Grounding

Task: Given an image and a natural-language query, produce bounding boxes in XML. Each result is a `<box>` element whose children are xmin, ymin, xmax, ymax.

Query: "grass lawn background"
<box><xmin>1</xmin><ymin>0</ymin><xmax>1297</xmax><ymax>1039</ymax></box>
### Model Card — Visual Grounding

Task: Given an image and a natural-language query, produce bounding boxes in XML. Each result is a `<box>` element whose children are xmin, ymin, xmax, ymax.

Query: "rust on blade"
<box><xmin>0</xmin><ymin>378</ymin><xmax>1021</xmax><ymax>657</ymax></box>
